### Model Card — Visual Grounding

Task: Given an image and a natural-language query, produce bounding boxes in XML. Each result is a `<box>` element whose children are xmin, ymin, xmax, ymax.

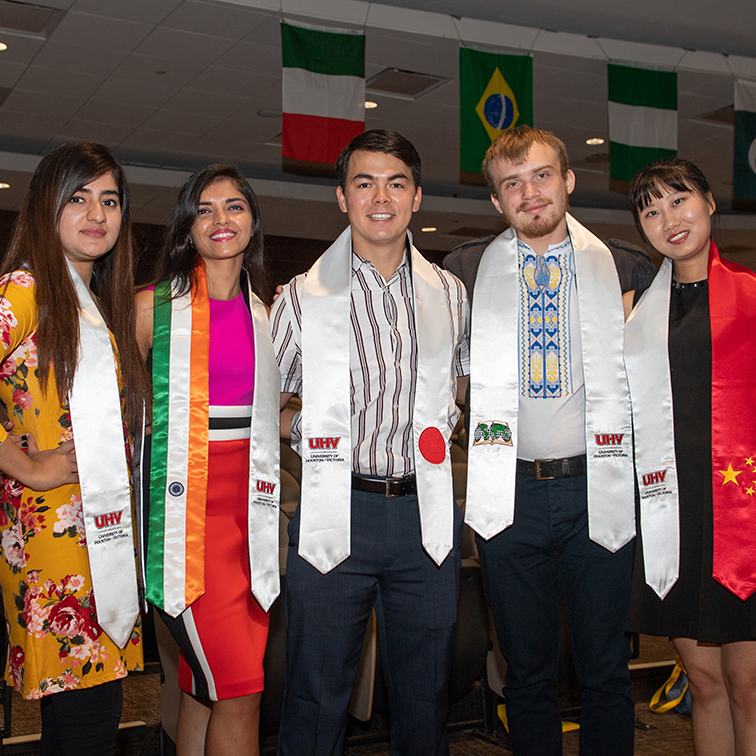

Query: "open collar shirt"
<box><xmin>271</xmin><ymin>248</ymin><xmax>469</xmax><ymax>477</ymax></box>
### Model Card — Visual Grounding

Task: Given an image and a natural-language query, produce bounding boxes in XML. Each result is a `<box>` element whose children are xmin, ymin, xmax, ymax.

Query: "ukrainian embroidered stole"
<box><xmin>147</xmin><ymin>265</ymin><xmax>280</xmax><ymax>616</ymax></box>
<box><xmin>67</xmin><ymin>259</ymin><xmax>139</xmax><ymax>648</ymax></box>
<box><xmin>627</xmin><ymin>242</ymin><xmax>756</xmax><ymax>600</ymax></box>
<box><xmin>299</xmin><ymin>227</ymin><xmax>457</xmax><ymax>574</ymax></box>
<box><xmin>465</xmin><ymin>214</ymin><xmax>634</xmax><ymax>551</ymax></box>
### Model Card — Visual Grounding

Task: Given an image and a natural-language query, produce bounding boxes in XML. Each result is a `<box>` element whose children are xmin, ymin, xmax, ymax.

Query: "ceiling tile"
<box><xmin>184</xmin><ymin>118</ymin><xmax>278</xmax><ymax>157</ymax></box>
<box><xmin>213</xmin><ymin>40</ymin><xmax>281</xmax><ymax>74</ymax></box>
<box><xmin>31</xmin><ymin>39</ymin><xmax>128</xmax><ymax>74</ymax></box>
<box><xmin>90</xmin><ymin>76</ymin><xmax>179</xmax><ymax>109</ymax></box>
<box><xmin>120</xmin><ymin>127</ymin><xmax>197</xmax><ymax>152</ymax></box>
<box><xmin>0</xmin><ymin>60</ymin><xmax>28</xmax><ymax>89</ymax></box>
<box><xmin>71</xmin><ymin>0</ymin><xmax>183</xmax><ymax>25</ymax></box>
<box><xmin>134</xmin><ymin>27</ymin><xmax>234</xmax><ymax>65</ymax></box>
<box><xmin>0</xmin><ymin>34</ymin><xmax>47</xmax><ymax>66</ymax></box>
<box><xmin>56</xmin><ymin>119</ymin><xmax>135</xmax><ymax>145</ymax></box>
<box><xmin>49</xmin><ymin>11</ymin><xmax>152</xmax><ymax>52</ymax></box>
<box><xmin>239</xmin><ymin>15</ymin><xmax>280</xmax><ymax>46</ymax></box>
<box><xmin>111</xmin><ymin>53</ymin><xmax>205</xmax><ymax>89</ymax></box>
<box><xmin>162</xmin><ymin>87</ymin><xmax>248</xmax><ymax>118</ymax></box>
<box><xmin>29</xmin><ymin>0</ymin><xmax>74</xmax><ymax>8</ymax></box>
<box><xmin>139</xmin><ymin>108</ymin><xmax>225</xmax><ymax>136</ymax></box>
<box><xmin>74</xmin><ymin>99</ymin><xmax>155</xmax><ymax>128</ymax></box>
<box><xmin>183</xmin><ymin>66</ymin><xmax>277</xmax><ymax>98</ymax></box>
<box><xmin>160</xmin><ymin>0</ymin><xmax>270</xmax><ymax>40</ymax></box>
<box><xmin>1</xmin><ymin>89</ymin><xmax>83</xmax><ymax>121</ymax></box>
<box><xmin>15</xmin><ymin>66</ymin><xmax>104</xmax><ymax>98</ymax></box>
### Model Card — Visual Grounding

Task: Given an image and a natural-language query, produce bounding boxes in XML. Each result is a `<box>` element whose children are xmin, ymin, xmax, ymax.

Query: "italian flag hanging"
<box><xmin>281</xmin><ymin>21</ymin><xmax>365</xmax><ymax>168</ymax></box>
<box><xmin>608</xmin><ymin>64</ymin><xmax>677</xmax><ymax>183</ymax></box>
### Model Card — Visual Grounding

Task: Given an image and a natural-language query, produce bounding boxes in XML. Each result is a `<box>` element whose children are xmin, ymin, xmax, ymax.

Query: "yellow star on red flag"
<box><xmin>720</xmin><ymin>463</ymin><xmax>742</xmax><ymax>485</ymax></box>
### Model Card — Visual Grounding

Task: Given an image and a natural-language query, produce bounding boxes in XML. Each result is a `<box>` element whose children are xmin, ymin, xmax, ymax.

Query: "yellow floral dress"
<box><xmin>0</xmin><ymin>271</ymin><xmax>142</xmax><ymax>699</ymax></box>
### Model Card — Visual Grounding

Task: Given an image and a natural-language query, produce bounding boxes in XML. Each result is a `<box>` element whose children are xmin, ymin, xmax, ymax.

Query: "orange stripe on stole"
<box><xmin>184</xmin><ymin>266</ymin><xmax>211</xmax><ymax>607</ymax></box>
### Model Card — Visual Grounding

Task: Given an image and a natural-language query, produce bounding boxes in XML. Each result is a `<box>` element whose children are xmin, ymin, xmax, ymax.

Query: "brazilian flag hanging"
<box><xmin>460</xmin><ymin>47</ymin><xmax>533</xmax><ymax>185</ymax></box>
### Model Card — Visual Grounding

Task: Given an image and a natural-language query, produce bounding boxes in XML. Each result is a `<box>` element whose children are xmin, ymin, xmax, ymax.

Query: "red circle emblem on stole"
<box><xmin>419</xmin><ymin>427</ymin><xmax>445</xmax><ymax>464</ymax></box>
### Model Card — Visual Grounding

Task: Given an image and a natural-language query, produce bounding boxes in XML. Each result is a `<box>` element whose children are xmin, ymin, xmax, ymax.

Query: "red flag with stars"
<box><xmin>710</xmin><ymin>241</ymin><xmax>756</xmax><ymax>600</ymax></box>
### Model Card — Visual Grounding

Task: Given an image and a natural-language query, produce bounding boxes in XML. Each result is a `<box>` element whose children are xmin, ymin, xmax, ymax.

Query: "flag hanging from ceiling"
<box><xmin>608</xmin><ymin>64</ymin><xmax>677</xmax><ymax>183</ymax></box>
<box><xmin>281</xmin><ymin>21</ymin><xmax>365</xmax><ymax>171</ymax></box>
<box><xmin>459</xmin><ymin>47</ymin><xmax>533</xmax><ymax>185</ymax></box>
<box><xmin>734</xmin><ymin>79</ymin><xmax>756</xmax><ymax>207</ymax></box>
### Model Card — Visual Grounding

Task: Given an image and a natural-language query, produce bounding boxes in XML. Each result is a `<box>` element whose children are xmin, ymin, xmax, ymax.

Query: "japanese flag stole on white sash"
<box><xmin>299</xmin><ymin>227</ymin><xmax>459</xmax><ymax>574</ymax></box>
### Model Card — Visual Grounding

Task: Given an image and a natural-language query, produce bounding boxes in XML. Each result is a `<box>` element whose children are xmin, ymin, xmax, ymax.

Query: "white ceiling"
<box><xmin>0</xmin><ymin>0</ymin><xmax>753</xmax><ymax>254</ymax></box>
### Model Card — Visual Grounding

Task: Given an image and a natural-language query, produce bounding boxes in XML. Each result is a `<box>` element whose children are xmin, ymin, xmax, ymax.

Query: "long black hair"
<box><xmin>157</xmin><ymin>163</ymin><xmax>271</xmax><ymax>304</ymax></box>
<box><xmin>0</xmin><ymin>141</ymin><xmax>149</xmax><ymax>431</ymax></box>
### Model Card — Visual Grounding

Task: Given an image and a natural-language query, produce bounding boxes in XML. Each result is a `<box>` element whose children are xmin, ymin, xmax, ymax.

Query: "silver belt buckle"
<box><xmin>534</xmin><ymin>459</ymin><xmax>558</xmax><ymax>481</ymax></box>
<box><xmin>385</xmin><ymin>477</ymin><xmax>401</xmax><ymax>497</ymax></box>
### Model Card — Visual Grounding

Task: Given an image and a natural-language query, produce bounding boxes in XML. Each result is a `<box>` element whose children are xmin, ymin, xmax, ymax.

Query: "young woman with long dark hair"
<box><xmin>0</xmin><ymin>141</ymin><xmax>149</xmax><ymax>755</ymax></box>
<box><xmin>136</xmin><ymin>164</ymin><xmax>280</xmax><ymax>756</ymax></box>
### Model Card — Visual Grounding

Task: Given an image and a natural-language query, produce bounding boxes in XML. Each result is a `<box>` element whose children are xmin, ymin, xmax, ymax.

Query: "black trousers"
<box><xmin>277</xmin><ymin>489</ymin><xmax>461</xmax><ymax>756</ymax></box>
<box><xmin>39</xmin><ymin>678</ymin><xmax>123</xmax><ymax>756</ymax></box>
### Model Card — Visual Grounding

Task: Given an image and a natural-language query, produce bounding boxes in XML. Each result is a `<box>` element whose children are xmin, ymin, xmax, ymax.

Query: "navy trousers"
<box><xmin>476</xmin><ymin>468</ymin><xmax>634</xmax><ymax>756</ymax></box>
<box><xmin>277</xmin><ymin>489</ymin><xmax>461</xmax><ymax>756</ymax></box>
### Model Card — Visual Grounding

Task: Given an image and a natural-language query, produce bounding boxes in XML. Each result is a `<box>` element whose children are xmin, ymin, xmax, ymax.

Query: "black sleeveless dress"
<box><xmin>628</xmin><ymin>280</ymin><xmax>756</xmax><ymax>642</ymax></box>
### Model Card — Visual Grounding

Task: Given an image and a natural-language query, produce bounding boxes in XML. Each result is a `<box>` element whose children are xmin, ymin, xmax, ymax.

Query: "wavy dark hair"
<box><xmin>0</xmin><ymin>141</ymin><xmax>149</xmax><ymax>431</ymax></box>
<box><xmin>156</xmin><ymin>164</ymin><xmax>270</xmax><ymax>304</ymax></box>
<box><xmin>628</xmin><ymin>157</ymin><xmax>714</xmax><ymax>248</ymax></box>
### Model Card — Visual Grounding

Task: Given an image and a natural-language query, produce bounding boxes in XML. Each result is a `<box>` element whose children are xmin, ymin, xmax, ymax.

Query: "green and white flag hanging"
<box><xmin>734</xmin><ymin>79</ymin><xmax>756</xmax><ymax>203</ymax></box>
<box><xmin>608</xmin><ymin>64</ymin><xmax>677</xmax><ymax>183</ymax></box>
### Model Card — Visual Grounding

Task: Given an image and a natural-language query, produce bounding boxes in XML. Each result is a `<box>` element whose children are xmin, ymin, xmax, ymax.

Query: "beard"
<box><xmin>511</xmin><ymin>186</ymin><xmax>570</xmax><ymax>240</ymax></box>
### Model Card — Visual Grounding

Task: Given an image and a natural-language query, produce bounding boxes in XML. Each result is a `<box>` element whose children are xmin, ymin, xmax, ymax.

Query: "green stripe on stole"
<box><xmin>146</xmin><ymin>281</ymin><xmax>173</xmax><ymax>609</ymax></box>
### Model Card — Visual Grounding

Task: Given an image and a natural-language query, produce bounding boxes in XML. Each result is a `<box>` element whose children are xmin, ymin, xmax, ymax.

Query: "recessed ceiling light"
<box><xmin>0</xmin><ymin>183</ymin><xmax>10</xmax><ymax>189</ymax></box>
<box><xmin>586</xmin><ymin>137</ymin><xmax>605</xmax><ymax>146</ymax></box>
<box><xmin>258</xmin><ymin>109</ymin><xmax>282</xmax><ymax>118</ymax></box>
<box><xmin>0</xmin><ymin>43</ymin><xmax>7</xmax><ymax>52</ymax></box>
<box><xmin>364</xmin><ymin>101</ymin><xmax>378</xmax><ymax>109</ymax></box>
<box><xmin>421</xmin><ymin>226</ymin><xmax>437</xmax><ymax>233</ymax></box>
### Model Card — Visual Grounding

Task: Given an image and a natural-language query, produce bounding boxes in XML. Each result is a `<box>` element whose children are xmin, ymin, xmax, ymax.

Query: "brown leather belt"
<box><xmin>516</xmin><ymin>456</ymin><xmax>585</xmax><ymax>481</ymax></box>
<box><xmin>351</xmin><ymin>474</ymin><xmax>417</xmax><ymax>498</ymax></box>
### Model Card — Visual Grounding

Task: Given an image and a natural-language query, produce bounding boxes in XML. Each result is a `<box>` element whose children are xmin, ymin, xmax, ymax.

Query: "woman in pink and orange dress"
<box><xmin>137</xmin><ymin>163</ymin><xmax>280</xmax><ymax>756</ymax></box>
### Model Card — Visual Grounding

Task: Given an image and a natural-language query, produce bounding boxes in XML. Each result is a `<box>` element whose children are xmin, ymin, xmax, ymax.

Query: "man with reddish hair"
<box><xmin>445</xmin><ymin>125</ymin><xmax>654</xmax><ymax>756</ymax></box>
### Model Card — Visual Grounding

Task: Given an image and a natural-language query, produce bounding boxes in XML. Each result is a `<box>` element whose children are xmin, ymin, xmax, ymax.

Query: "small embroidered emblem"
<box><xmin>168</xmin><ymin>481</ymin><xmax>185</xmax><ymax>497</ymax></box>
<box><xmin>473</xmin><ymin>421</ymin><xmax>513</xmax><ymax>447</ymax></box>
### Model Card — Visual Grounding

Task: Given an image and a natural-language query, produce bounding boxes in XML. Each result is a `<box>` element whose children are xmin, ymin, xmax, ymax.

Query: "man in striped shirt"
<box><xmin>271</xmin><ymin>130</ymin><xmax>469</xmax><ymax>756</ymax></box>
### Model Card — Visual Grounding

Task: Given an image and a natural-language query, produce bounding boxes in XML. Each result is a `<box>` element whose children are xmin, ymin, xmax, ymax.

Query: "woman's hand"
<box><xmin>0</xmin><ymin>434</ymin><xmax>78</xmax><ymax>491</ymax></box>
<box><xmin>25</xmin><ymin>436</ymin><xmax>78</xmax><ymax>490</ymax></box>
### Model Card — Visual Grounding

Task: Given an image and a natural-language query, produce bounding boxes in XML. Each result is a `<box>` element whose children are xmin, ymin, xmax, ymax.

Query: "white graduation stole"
<box><xmin>466</xmin><ymin>214</ymin><xmax>635</xmax><ymax>551</ymax></box>
<box><xmin>624</xmin><ymin>259</ymin><xmax>680</xmax><ymax>599</ymax></box>
<box><xmin>300</xmin><ymin>227</ymin><xmax>458</xmax><ymax>574</ymax></box>
<box><xmin>67</xmin><ymin>259</ymin><xmax>139</xmax><ymax>649</ymax></box>
<box><xmin>155</xmin><ymin>279</ymin><xmax>281</xmax><ymax>614</ymax></box>
<box><xmin>245</xmin><ymin>288</ymin><xmax>282</xmax><ymax>612</ymax></box>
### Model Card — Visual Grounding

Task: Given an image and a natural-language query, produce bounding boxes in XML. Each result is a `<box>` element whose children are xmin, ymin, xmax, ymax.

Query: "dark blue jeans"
<box><xmin>278</xmin><ymin>490</ymin><xmax>461</xmax><ymax>756</ymax></box>
<box><xmin>476</xmin><ymin>469</ymin><xmax>634</xmax><ymax>756</ymax></box>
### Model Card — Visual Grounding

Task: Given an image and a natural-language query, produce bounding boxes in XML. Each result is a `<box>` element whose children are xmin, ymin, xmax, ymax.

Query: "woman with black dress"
<box><xmin>625</xmin><ymin>158</ymin><xmax>756</xmax><ymax>756</ymax></box>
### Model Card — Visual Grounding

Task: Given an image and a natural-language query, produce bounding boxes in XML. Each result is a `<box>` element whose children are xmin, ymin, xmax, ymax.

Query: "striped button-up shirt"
<box><xmin>271</xmin><ymin>249</ymin><xmax>469</xmax><ymax>477</ymax></box>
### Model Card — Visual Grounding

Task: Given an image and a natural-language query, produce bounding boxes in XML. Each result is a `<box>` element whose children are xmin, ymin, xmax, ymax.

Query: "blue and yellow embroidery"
<box><xmin>518</xmin><ymin>239</ymin><xmax>573</xmax><ymax>398</ymax></box>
